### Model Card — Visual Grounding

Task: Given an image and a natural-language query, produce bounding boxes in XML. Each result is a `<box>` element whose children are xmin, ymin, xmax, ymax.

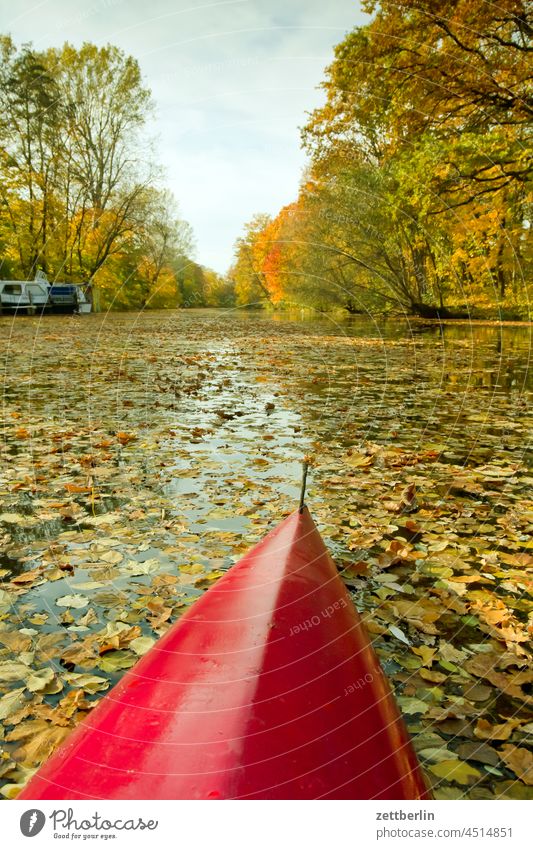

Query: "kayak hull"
<box><xmin>19</xmin><ymin>508</ymin><xmax>429</xmax><ymax>800</ymax></box>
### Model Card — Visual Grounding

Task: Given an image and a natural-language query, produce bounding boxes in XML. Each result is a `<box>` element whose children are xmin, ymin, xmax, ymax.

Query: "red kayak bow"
<box><xmin>19</xmin><ymin>507</ymin><xmax>429</xmax><ymax>800</ymax></box>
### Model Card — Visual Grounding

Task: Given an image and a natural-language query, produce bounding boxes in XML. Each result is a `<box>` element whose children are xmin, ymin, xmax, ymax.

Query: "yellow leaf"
<box><xmin>429</xmin><ymin>759</ymin><xmax>481</xmax><ymax>785</ymax></box>
<box><xmin>412</xmin><ymin>646</ymin><xmax>436</xmax><ymax>667</ymax></box>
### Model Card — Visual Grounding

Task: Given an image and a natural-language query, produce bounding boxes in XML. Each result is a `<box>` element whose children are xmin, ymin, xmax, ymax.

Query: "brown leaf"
<box><xmin>0</xmin><ymin>632</ymin><xmax>32</xmax><ymax>652</ymax></box>
<box><xmin>8</xmin><ymin>720</ymin><xmax>71</xmax><ymax>767</ymax></box>
<box><xmin>474</xmin><ymin>718</ymin><xmax>523</xmax><ymax>741</ymax></box>
<box><xmin>10</xmin><ymin>570</ymin><xmax>42</xmax><ymax>585</ymax></box>
<box><xmin>456</xmin><ymin>741</ymin><xmax>500</xmax><ymax>767</ymax></box>
<box><xmin>116</xmin><ymin>431</ymin><xmax>137</xmax><ymax>445</ymax></box>
<box><xmin>500</xmin><ymin>745</ymin><xmax>533</xmax><ymax>785</ymax></box>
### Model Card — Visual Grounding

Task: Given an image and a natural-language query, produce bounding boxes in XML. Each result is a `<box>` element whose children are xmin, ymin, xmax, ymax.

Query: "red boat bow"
<box><xmin>19</xmin><ymin>507</ymin><xmax>429</xmax><ymax>800</ymax></box>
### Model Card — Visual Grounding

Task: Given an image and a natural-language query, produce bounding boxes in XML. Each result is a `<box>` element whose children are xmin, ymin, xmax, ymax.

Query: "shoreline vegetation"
<box><xmin>229</xmin><ymin>1</ymin><xmax>531</xmax><ymax>322</ymax></box>
<box><xmin>1</xmin><ymin>1</ymin><xmax>531</xmax><ymax>320</ymax></box>
<box><xmin>0</xmin><ymin>37</ymin><xmax>232</xmax><ymax>312</ymax></box>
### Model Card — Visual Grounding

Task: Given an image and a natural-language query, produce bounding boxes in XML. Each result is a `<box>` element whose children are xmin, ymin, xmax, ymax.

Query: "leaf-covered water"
<box><xmin>0</xmin><ymin>310</ymin><xmax>532</xmax><ymax>798</ymax></box>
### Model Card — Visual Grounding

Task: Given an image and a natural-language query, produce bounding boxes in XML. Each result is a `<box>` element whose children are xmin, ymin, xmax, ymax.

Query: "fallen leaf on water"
<box><xmin>500</xmin><ymin>745</ymin><xmax>533</xmax><ymax>785</ymax></box>
<box><xmin>397</xmin><ymin>696</ymin><xmax>429</xmax><ymax>715</ymax></box>
<box><xmin>412</xmin><ymin>646</ymin><xmax>436</xmax><ymax>667</ymax></box>
<box><xmin>0</xmin><ymin>688</ymin><xmax>26</xmax><ymax>721</ymax></box>
<box><xmin>98</xmin><ymin>650</ymin><xmax>137</xmax><ymax>673</ymax></box>
<box><xmin>6</xmin><ymin>720</ymin><xmax>71</xmax><ymax>767</ymax></box>
<box><xmin>455</xmin><ymin>741</ymin><xmax>500</xmax><ymax>767</ymax></box>
<box><xmin>429</xmin><ymin>759</ymin><xmax>481</xmax><ymax>785</ymax></box>
<box><xmin>389</xmin><ymin>624</ymin><xmax>410</xmax><ymax>645</ymax></box>
<box><xmin>56</xmin><ymin>594</ymin><xmax>89</xmax><ymax>609</ymax></box>
<box><xmin>178</xmin><ymin>563</ymin><xmax>204</xmax><ymax>575</ymax></box>
<box><xmin>474</xmin><ymin>718</ymin><xmax>524</xmax><ymax>741</ymax></box>
<box><xmin>62</xmin><ymin>673</ymin><xmax>110</xmax><ymax>694</ymax></box>
<box><xmin>195</xmin><ymin>570</ymin><xmax>225</xmax><ymax>587</ymax></box>
<box><xmin>439</xmin><ymin>642</ymin><xmax>467</xmax><ymax>664</ymax></box>
<box><xmin>116</xmin><ymin>432</ymin><xmax>137</xmax><ymax>445</ymax></box>
<box><xmin>0</xmin><ymin>633</ymin><xmax>33</xmax><ymax>653</ymax></box>
<box><xmin>32</xmin><ymin>689</ymin><xmax>93</xmax><ymax>725</ymax></box>
<box><xmin>0</xmin><ymin>662</ymin><xmax>31</xmax><ymax>683</ymax></box>
<box><xmin>10</xmin><ymin>571</ymin><xmax>42</xmax><ymax>586</ymax></box>
<box><xmin>418</xmin><ymin>747</ymin><xmax>453</xmax><ymax>763</ymax></box>
<box><xmin>26</xmin><ymin>667</ymin><xmax>56</xmax><ymax>693</ymax></box>
<box><xmin>419</xmin><ymin>668</ymin><xmax>447</xmax><ymax>684</ymax></box>
<box><xmin>130</xmin><ymin>636</ymin><xmax>156</xmax><ymax>656</ymax></box>
<box><xmin>460</xmin><ymin>683</ymin><xmax>492</xmax><ymax>702</ymax></box>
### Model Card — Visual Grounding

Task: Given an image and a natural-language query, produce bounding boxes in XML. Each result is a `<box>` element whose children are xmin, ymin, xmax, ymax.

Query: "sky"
<box><xmin>2</xmin><ymin>0</ymin><xmax>367</xmax><ymax>272</ymax></box>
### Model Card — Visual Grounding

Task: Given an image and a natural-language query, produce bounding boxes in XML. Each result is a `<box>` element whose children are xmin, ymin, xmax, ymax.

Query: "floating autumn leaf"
<box><xmin>345</xmin><ymin>452</ymin><xmax>373</xmax><ymax>468</ymax></box>
<box><xmin>60</xmin><ymin>641</ymin><xmax>99</xmax><ymax>669</ymax></box>
<box><xmin>0</xmin><ymin>688</ymin><xmax>26</xmax><ymax>722</ymax></box>
<box><xmin>412</xmin><ymin>646</ymin><xmax>436</xmax><ymax>667</ymax></box>
<box><xmin>439</xmin><ymin>642</ymin><xmax>466</xmax><ymax>664</ymax></box>
<box><xmin>0</xmin><ymin>662</ymin><xmax>31</xmax><ymax>683</ymax></box>
<box><xmin>31</xmin><ymin>691</ymin><xmax>89</xmax><ymax>726</ymax></box>
<box><xmin>419</xmin><ymin>668</ymin><xmax>447</xmax><ymax>684</ymax></box>
<box><xmin>418</xmin><ymin>747</ymin><xmax>453</xmax><ymax>764</ymax></box>
<box><xmin>116</xmin><ymin>432</ymin><xmax>137</xmax><ymax>445</ymax></box>
<box><xmin>0</xmin><ymin>513</ymin><xmax>28</xmax><ymax>525</ymax></box>
<box><xmin>460</xmin><ymin>683</ymin><xmax>491</xmax><ymax>702</ymax></box>
<box><xmin>474</xmin><ymin>718</ymin><xmax>525</xmax><ymax>741</ymax></box>
<box><xmin>120</xmin><ymin>559</ymin><xmax>162</xmax><ymax>576</ymax></box>
<box><xmin>96</xmin><ymin>623</ymin><xmax>141</xmax><ymax>653</ymax></box>
<box><xmin>389</xmin><ymin>624</ymin><xmax>410</xmax><ymax>645</ymax></box>
<box><xmin>465</xmin><ymin>654</ymin><xmax>533</xmax><ymax>704</ymax></box>
<box><xmin>147</xmin><ymin>605</ymin><xmax>173</xmax><ymax>630</ymax></box>
<box><xmin>384</xmin><ymin>597</ymin><xmax>443</xmax><ymax>635</ymax></box>
<box><xmin>195</xmin><ymin>570</ymin><xmax>225</xmax><ymax>587</ymax></box>
<box><xmin>429</xmin><ymin>759</ymin><xmax>481</xmax><ymax>785</ymax></box>
<box><xmin>10</xmin><ymin>571</ymin><xmax>43</xmax><ymax>586</ymax></box>
<box><xmin>455</xmin><ymin>741</ymin><xmax>500</xmax><ymax>767</ymax></box>
<box><xmin>6</xmin><ymin>720</ymin><xmax>71</xmax><ymax>767</ymax></box>
<box><xmin>397</xmin><ymin>697</ymin><xmax>429</xmax><ymax>715</ymax></box>
<box><xmin>500</xmin><ymin>746</ymin><xmax>533</xmax><ymax>786</ymax></box>
<box><xmin>62</xmin><ymin>673</ymin><xmax>111</xmax><ymax>694</ymax></box>
<box><xmin>98</xmin><ymin>650</ymin><xmax>137</xmax><ymax>673</ymax></box>
<box><xmin>0</xmin><ymin>633</ymin><xmax>32</xmax><ymax>652</ymax></box>
<box><xmin>25</xmin><ymin>667</ymin><xmax>57</xmax><ymax>693</ymax></box>
<box><xmin>99</xmin><ymin>549</ymin><xmax>123</xmax><ymax>565</ymax></box>
<box><xmin>178</xmin><ymin>563</ymin><xmax>204</xmax><ymax>575</ymax></box>
<box><xmin>130</xmin><ymin>636</ymin><xmax>155</xmax><ymax>656</ymax></box>
<box><xmin>56</xmin><ymin>594</ymin><xmax>89</xmax><ymax>609</ymax></box>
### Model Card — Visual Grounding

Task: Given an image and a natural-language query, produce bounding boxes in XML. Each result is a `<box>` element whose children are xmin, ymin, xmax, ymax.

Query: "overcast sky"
<box><xmin>2</xmin><ymin>0</ymin><xmax>366</xmax><ymax>272</ymax></box>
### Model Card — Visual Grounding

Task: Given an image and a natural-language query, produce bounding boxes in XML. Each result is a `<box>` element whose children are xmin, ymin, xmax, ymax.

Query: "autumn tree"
<box><xmin>231</xmin><ymin>0</ymin><xmax>531</xmax><ymax>316</ymax></box>
<box><xmin>0</xmin><ymin>38</ymin><xmax>62</xmax><ymax>276</ymax></box>
<box><xmin>0</xmin><ymin>36</ymin><xmax>199</xmax><ymax>310</ymax></box>
<box><xmin>300</xmin><ymin>0</ymin><xmax>532</xmax><ymax>314</ymax></box>
<box><xmin>231</xmin><ymin>214</ymin><xmax>274</xmax><ymax>306</ymax></box>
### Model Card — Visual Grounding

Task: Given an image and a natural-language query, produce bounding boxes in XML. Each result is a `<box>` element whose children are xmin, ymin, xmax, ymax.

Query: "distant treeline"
<box><xmin>229</xmin><ymin>1</ymin><xmax>532</xmax><ymax>318</ymax></box>
<box><xmin>0</xmin><ymin>37</ymin><xmax>233</xmax><ymax>310</ymax></box>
